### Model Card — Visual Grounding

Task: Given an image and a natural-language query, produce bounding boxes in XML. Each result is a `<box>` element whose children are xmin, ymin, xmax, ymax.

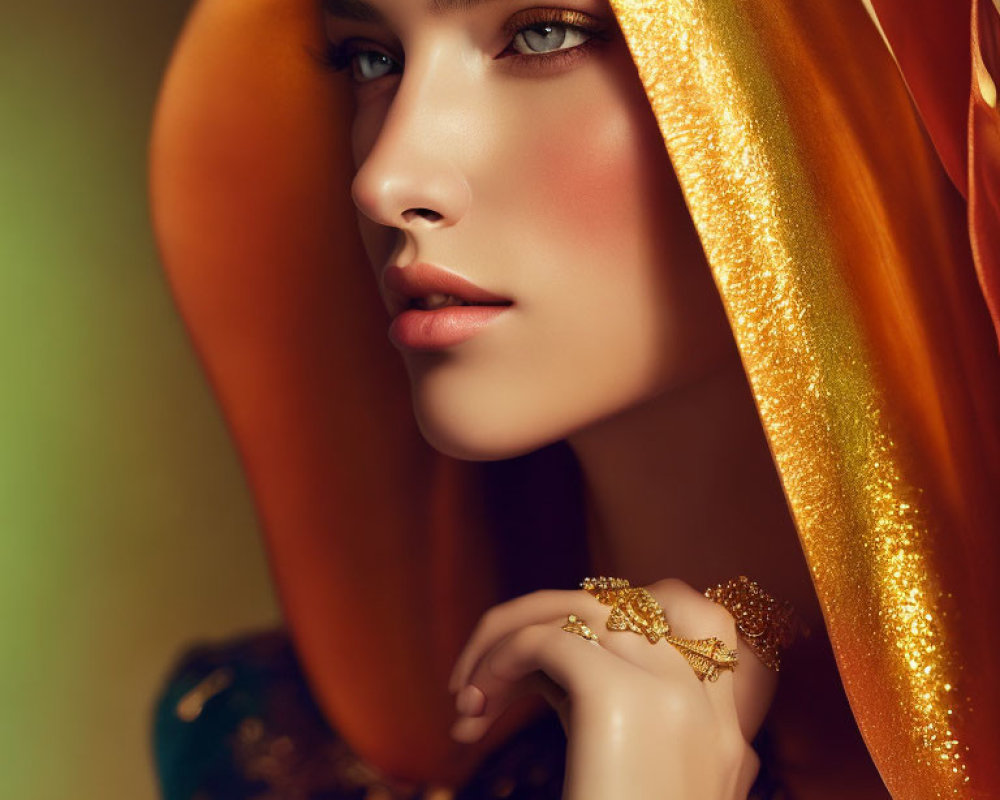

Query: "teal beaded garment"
<box><xmin>152</xmin><ymin>629</ymin><xmax>567</xmax><ymax>799</ymax></box>
<box><xmin>152</xmin><ymin>629</ymin><xmax>782</xmax><ymax>799</ymax></box>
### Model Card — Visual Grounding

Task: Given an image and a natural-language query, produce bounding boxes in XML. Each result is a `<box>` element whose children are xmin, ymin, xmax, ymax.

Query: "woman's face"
<box><xmin>324</xmin><ymin>0</ymin><xmax>736</xmax><ymax>461</ymax></box>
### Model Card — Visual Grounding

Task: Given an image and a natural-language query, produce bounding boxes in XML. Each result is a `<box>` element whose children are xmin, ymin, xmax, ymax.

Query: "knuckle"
<box><xmin>467</xmin><ymin>610</ymin><xmax>493</xmax><ymax>642</ymax></box>
<box><xmin>701</xmin><ymin>602</ymin><xmax>737</xmax><ymax>632</ymax></box>
<box><xmin>475</xmin><ymin>602</ymin><xmax>512</xmax><ymax>638</ymax></box>
<box><xmin>480</xmin><ymin>604</ymin><xmax>504</xmax><ymax>628</ymax></box>
<box><xmin>512</xmin><ymin>588</ymin><xmax>560</xmax><ymax>611</ymax></box>
<box><xmin>650</xmin><ymin>577</ymin><xmax>687</xmax><ymax>597</ymax></box>
<box><xmin>488</xmin><ymin>623</ymin><xmax>549</xmax><ymax>681</ymax></box>
<box><xmin>511</xmin><ymin>623</ymin><xmax>550</xmax><ymax>656</ymax></box>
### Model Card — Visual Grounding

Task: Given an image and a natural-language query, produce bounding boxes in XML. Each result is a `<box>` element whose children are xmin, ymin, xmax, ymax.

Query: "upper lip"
<box><xmin>382</xmin><ymin>262</ymin><xmax>513</xmax><ymax>318</ymax></box>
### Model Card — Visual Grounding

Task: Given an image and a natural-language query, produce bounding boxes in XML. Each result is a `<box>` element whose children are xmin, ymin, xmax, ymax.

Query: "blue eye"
<box><xmin>318</xmin><ymin>12</ymin><xmax>607</xmax><ymax>84</ymax></box>
<box><xmin>319</xmin><ymin>40</ymin><xmax>401</xmax><ymax>84</ymax></box>
<box><xmin>511</xmin><ymin>23</ymin><xmax>593</xmax><ymax>55</ymax></box>
<box><xmin>353</xmin><ymin>49</ymin><xmax>399</xmax><ymax>82</ymax></box>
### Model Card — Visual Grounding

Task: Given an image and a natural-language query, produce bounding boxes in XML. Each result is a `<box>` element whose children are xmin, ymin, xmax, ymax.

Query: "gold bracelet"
<box><xmin>704</xmin><ymin>575</ymin><xmax>806</xmax><ymax>671</ymax></box>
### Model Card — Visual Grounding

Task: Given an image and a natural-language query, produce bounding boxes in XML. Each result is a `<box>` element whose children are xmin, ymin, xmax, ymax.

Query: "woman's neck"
<box><xmin>566</xmin><ymin>353</ymin><xmax>822</xmax><ymax>628</ymax></box>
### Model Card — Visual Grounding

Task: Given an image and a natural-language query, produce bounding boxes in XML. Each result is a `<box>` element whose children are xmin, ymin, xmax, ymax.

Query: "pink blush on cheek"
<box><xmin>522</xmin><ymin>110</ymin><xmax>653</xmax><ymax>254</ymax></box>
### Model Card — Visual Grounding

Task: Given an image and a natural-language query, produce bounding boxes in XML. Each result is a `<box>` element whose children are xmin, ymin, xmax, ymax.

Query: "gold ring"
<box><xmin>581</xmin><ymin>576</ymin><xmax>738</xmax><ymax>682</ymax></box>
<box><xmin>561</xmin><ymin>613</ymin><xmax>599</xmax><ymax>643</ymax></box>
<box><xmin>704</xmin><ymin>575</ymin><xmax>806</xmax><ymax>671</ymax></box>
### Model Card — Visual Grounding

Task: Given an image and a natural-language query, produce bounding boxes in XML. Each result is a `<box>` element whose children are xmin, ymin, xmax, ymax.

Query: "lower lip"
<box><xmin>388</xmin><ymin>305</ymin><xmax>513</xmax><ymax>350</ymax></box>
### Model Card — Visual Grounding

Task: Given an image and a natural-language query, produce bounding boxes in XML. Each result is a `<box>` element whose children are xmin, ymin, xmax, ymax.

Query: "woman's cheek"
<box><xmin>508</xmin><ymin>110</ymin><xmax>666</xmax><ymax>346</ymax></box>
<box><xmin>524</xmin><ymin>104</ymin><xmax>647</xmax><ymax>253</ymax></box>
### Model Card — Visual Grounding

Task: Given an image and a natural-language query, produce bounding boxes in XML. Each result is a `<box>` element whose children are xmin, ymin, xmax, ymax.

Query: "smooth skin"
<box><xmin>324</xmin><ymin>0</ymin><xmax>888</xmax><ymax>796</ymax></box>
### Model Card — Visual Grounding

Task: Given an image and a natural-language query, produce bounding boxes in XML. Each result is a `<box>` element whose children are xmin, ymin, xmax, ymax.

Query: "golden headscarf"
<box><xmin>150</xmin><ymin>1</ymin><xmax>1000</xmax><ymax>797</ymax></box>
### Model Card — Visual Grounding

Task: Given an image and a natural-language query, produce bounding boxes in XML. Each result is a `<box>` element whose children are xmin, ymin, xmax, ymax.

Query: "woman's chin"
<box><xmin>405</xmin><ymin>369</ymin><xmax>563</xmax><ymax>462</ymax></box>
<box><xmin>409</xmin><ymin>390</ymin><xmax>577</xmax><ymax>462</ymax></box>
<box><xmin>413</xmin><ymin>412</ymin><xmax>548</xmax><ymax>463</ymax></box>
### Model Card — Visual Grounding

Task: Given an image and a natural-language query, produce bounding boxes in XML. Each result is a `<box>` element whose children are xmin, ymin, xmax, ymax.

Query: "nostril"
<box><xmin>402</xmin><ymin>208</ymin><xmax>444</xmax><ymax>224</ymax></box>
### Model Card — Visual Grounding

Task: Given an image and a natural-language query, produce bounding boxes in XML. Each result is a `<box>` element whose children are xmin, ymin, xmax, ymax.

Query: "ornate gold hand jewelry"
<box><xmin>561</xmin><ymin>614</ymin><xmax>599</xmax><ymax>643</ymax></box>
<box><xmin>581</xmin><ymin>577</ymin><xmax>738</xmax><ymax>682</ymax></box>
<box><xmin>704</xmin><ymin>575</ymin><xmax>805</xmax><ymax>671</ymax></box>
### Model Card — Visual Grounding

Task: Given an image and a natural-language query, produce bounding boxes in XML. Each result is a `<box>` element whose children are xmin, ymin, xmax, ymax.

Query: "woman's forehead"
<box><xmin>323</xmin><ymin>0</ymin><xmax>510</xmax><ymax>23</ymax></box>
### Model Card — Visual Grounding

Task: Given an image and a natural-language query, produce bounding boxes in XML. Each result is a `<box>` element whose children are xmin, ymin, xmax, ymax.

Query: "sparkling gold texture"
<box><xmin>582</xmin><ymin>577</ymin><xmax>738</xmax><ymax>682</ymax></box>
<box><xmin>607</xmin><ymin>0</ymin><xmax>969</xmax><ymax>794</ymax></box>
<box><xmin>704</xmin><ymin>575</ymin><xmax>805</xmax><ymax>671</ymax></box>
<box><xmin>561</xmin><ymin>614</ymin><xmax>600</xmax><ymax>642</ymax></box>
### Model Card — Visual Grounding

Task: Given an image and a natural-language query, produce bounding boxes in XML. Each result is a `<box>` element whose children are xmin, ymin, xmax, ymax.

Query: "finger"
<box><xmin>448</xmin><ymin>589</ymin><xmax>606</xmax><ymax>692</ymax></box>
<box><xmin>452</xmin><ymin>582</ymin><xmax>724</xmax><ymax>701</ymax></box>
<box><xmin>650</xmin><ymin>579</ymin><xmax>774</xmax><ymax>741</ymax></box>
<box><xmin>456</xmin><ymin>605</ymin><xmax>690</xmax><ymax>739</ymax></box>
<box><xmin>452</xmin><ymin>619</ymin><xmax>622</xmax><ymax>743</ymax></box>
<box><xmin>452</xmin><ymin>666</ymin><xmax>572</xmax><ymax>742</ymax></box>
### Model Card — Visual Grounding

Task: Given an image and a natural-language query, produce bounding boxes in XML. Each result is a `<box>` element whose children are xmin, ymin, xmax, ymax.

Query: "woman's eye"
<box><xmin>511</xmin><ymin>23</ymin><xmax>592</xmax><ymax>55</ymax></box>
<box><xmin>352</xmin><ymin>49</ymin><xmax>399</xmax><ymax>82</ymax></box>
<box><xmin>318</xmin><ymin>12</ymin><xmax>607</xmax><ymax>83</ymax></box>
<box><xmin>318</xmin><ymin>39</ymin><xmax>401</xmax><ymax>84</ymax></box>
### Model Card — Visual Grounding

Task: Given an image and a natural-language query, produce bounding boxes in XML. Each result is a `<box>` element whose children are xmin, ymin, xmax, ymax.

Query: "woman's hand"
<box><xmin>448</xmin><ymin>579</ymin><xmax>777</xmax><ymax>800</ymax></box>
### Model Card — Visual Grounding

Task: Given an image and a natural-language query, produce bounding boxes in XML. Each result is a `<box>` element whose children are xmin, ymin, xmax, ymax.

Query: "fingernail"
<box><xmin>455</xmin><ymin>685</ymin><xmax>485</xmax><ymax>717</ymax></box>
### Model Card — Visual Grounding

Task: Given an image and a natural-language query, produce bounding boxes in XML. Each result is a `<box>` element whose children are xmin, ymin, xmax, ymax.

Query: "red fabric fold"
<box><xmin>871</xmin><ymin>0</ymin><xmax>1000</xmax><ymax>348</ymax></box>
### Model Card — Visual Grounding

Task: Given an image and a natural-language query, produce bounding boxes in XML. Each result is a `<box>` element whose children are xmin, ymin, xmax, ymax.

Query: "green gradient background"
<box><xmin>0</xmin><ymin>2</ymin><xmax>280</xmax><ymax>797</ymax></box>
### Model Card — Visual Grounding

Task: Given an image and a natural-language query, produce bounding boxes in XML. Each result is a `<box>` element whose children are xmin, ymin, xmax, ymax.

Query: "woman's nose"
<box><xmin>351</xmin><ymin>63</ymin><xmax>472</xmax><ymax>230</ymax></box>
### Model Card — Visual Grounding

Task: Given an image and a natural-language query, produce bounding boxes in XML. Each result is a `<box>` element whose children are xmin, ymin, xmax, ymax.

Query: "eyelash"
<box><xmin>318</xmin><ymin>9</ymin><xmax>609</xmax><ymax>83</ymax></box>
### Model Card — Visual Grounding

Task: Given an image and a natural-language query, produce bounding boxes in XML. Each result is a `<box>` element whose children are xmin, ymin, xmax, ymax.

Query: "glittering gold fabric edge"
<box><xmin>606</xmin><ymin>0</ymin><xmax>966</xmax><ymax>794</ymax></box>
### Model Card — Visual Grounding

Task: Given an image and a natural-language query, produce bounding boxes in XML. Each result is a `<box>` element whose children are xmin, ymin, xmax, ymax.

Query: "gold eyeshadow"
<box><xmin>501</xmin><ymin>7</ymin><xmax>608</xmax><ymax>40</ymax></box>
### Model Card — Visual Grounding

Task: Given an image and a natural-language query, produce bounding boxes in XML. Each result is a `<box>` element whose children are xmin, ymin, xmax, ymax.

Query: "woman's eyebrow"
<box><xmin>427</xmin><ymin>0</ymin><xmax>505</xmax><ymax>11</ymax></box>
<box><xmin>323</xmin><ymin>0</ymin><xmax>383</xmax><ymax>22</ymax></box>
<box><xmin>323</xmin><ymin>0</ymin><xmax>503</xmax><ymax>22</ymax></box>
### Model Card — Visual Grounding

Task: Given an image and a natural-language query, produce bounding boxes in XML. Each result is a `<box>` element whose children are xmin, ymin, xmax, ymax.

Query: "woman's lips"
<box><xmin>383</xmin><ymin>262</ymin><xmax>512</xmax><ymax>315</ymax></box>
<box><xmin>383</xmin><ymin>262</ymin><xmax>513</xmax><ymax>350</ymax></box>
<box><xmin>389</xmin><ymin>304</ymin><xmax>512</xmax><ymax>350</ymax></box>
